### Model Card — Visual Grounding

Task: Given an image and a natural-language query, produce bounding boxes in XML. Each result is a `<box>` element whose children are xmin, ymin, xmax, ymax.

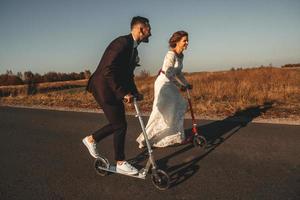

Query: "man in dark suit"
<box><xmin>82</xmin><ymin>16</ymin><xmax>151</xmax><ymax>175</ymax></box>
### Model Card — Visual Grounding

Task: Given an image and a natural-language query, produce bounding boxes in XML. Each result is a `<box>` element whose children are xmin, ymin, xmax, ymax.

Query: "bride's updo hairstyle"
<box><xmin>168</xmin><ymin>31</ymin><xmax>188</xmax><ymax>48</ymax></box>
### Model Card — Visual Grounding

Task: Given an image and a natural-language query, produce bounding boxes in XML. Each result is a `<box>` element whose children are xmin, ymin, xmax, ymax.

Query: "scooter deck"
<box><xmin>98</xmin><ymin>165</ymin><xmax>147</xmax><ymax>179</ymax></box>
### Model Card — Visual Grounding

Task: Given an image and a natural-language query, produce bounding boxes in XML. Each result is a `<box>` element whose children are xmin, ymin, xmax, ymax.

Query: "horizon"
<box><xmin>2</xmin><ymin>63</ymin><xmax>299</xmax><ymax>77</ymax></box>
<box><xmin>1</xmin><ymin>0</ymin><xmax>300</xmax><ymax>75</ymax></box>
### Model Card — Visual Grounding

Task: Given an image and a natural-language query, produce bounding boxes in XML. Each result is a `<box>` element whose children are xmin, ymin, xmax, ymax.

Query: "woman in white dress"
<box><xmin>136</xmin><ymin>31</ymin><xmax>193</xmax><ymax>148</ymax></box>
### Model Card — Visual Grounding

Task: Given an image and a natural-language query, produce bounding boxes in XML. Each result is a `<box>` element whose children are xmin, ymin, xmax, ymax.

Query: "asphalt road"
<box><xmin>0</xmin><ymin>106</ymin><xmax>299</xmax><ymax>200</ymax></box>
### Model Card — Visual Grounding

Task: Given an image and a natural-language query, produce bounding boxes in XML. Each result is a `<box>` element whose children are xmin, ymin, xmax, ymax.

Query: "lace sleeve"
<box><xmin>162</xmin><ymin>52</ymin><xmax>182</xmax><ymax>87</ymax></box>
<box><xmin>176</xmin><ymin>72</ymin><xmax>189</xmax><ymax>86</ymax></box>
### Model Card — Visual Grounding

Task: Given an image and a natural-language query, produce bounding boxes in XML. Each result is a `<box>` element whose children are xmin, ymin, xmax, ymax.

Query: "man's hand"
<box><xmin>123</xmin><ymin>94</ymin><xmax>134</xmax><ymax>104</ymax></box>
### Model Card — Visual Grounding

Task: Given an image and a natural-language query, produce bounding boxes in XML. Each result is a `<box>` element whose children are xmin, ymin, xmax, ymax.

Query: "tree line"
<box><xmin>281</xmin><ymin>63</ymin><xmax>300</xmax><ymax>68</ymax></box>
<box><xmin>0</xmin><ymin>70</ymin><xmax>91</xmax><ymax>86</ymax></box>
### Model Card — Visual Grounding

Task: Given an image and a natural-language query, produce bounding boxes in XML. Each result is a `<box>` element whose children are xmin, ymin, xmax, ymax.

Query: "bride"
<box><xmin>136</xmin><ymin>31</ymin><xmax>193</xmax><ymax>148</ymax></box>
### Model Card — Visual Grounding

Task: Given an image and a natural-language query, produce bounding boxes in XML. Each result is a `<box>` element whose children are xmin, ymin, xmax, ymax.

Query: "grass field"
<box><xmin>1</xmin><ymin>67</ymin><xmax>299</xmax><ymax>121</ymax></box>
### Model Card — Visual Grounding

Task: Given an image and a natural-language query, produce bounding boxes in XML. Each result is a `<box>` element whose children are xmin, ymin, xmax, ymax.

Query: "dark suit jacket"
<box><xmin>87</xmin><ymin>34</ymin><xmax>139</xmax><ymax>104</ymax></box>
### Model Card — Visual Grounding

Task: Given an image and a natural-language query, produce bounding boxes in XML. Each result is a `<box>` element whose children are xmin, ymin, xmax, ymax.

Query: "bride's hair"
<box><xmin>168</xmin><ymin>31</ymin><xmax>188</xmax><ymax>48</ymax></box>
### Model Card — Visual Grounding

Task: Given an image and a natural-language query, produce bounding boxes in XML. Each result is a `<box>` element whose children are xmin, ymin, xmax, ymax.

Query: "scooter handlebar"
<box><xmin>123</xmin><ymin>94</ymin><xmax>143</xmax><ymax>104</ymax></box>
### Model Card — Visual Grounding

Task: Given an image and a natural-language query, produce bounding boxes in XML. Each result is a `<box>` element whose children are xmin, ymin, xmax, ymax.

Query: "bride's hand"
<box><xmin>180</xmin><ymin>85</ymin><xmax>187</xmax><ymax>92</ymax></box>
<box><xmin>186</xmin><ymin>84</ymin><xmax>193</xmax><ymax>90</ymax></box>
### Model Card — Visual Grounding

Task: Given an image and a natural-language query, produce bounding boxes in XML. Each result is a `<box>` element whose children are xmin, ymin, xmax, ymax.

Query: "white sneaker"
<box><xmin>82</xmin><ymin>137</ymin><xmax>100</xmax><ymax>158</ymax></box>
<box><xmin>116</xmin><ymin>161</ymin><xmax>138</xmax><ymax>175</ymax></box>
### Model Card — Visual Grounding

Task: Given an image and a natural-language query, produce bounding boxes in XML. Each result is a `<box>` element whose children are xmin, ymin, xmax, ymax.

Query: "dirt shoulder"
<box><xmin>2</xmin><ymin>104</ymin><xmax>299</xmax><ymax>125</ymax></box>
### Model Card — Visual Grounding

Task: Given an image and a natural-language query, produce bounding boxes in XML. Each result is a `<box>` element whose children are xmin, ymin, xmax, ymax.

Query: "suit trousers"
<box><xmin>91</xmin><ymin>90</ymin><xmax>127</xmax><ymax>161</ymax></box>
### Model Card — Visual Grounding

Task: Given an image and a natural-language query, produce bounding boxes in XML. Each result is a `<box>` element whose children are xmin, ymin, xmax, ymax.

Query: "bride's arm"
<box><xmin>176</xmin><ymin>71</ymin><xmax>189</xmax><ymax>86</ymax></box>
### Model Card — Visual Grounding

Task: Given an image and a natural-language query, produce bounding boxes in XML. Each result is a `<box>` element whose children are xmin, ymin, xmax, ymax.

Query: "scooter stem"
<box><xmin>133</xmin><ymin>98</ymin><xmax>153</xmax><ymax>156</ymax></box>
<box><xmin>186</xmin><ymin>90</ymin><xmax>196</xmax><ymax>122</ymax></box>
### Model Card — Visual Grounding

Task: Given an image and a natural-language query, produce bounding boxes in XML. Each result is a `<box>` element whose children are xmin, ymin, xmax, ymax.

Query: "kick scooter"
<box><xmin>183</xmin><ymin>89</ymin><xmax>207</xmax><ymax>148</ymax></box>
<box><xmin>94</xmin><ymin>98</ymin><xmax>170</xmax><ymax>190</ymax></box>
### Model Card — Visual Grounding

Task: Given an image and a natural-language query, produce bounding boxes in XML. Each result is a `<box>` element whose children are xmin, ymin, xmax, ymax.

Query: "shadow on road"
<box><xmin>129</xmin><ymin>102</ymin><xmax>274</xmax><ymax>188</ymax></box>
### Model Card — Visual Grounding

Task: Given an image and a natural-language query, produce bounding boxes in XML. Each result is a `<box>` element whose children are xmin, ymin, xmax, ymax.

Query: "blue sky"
<box><xmin>0</xmin><ymin>0</ymin><xmax>300</xmax><ymax>75</ymax></box>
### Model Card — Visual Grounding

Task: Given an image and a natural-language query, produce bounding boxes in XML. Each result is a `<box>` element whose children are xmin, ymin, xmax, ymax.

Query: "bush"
<box><xmin>0</xmin><ymin>74</ymin><xmax>24</xmax><ymax>86</ymax></box>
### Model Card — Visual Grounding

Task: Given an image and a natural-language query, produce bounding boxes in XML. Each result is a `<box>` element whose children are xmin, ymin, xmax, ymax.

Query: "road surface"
<box><xmin>0</xmin><ymin>106</ymin><xmax>299</xmax><ymax>199</ymax></box>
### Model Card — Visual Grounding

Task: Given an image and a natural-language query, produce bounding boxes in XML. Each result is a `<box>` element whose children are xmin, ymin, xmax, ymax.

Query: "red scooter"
<box><xmin>183</xmin><ymin>89</ymin><xmax>207</xmax><ymax>148</ymax></box>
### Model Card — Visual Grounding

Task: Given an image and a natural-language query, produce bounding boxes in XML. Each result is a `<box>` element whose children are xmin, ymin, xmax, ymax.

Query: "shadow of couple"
<box><xmin>128</xmin><ymin>101</ymin><xmax>274</xmax><ymax>188</ymax></box>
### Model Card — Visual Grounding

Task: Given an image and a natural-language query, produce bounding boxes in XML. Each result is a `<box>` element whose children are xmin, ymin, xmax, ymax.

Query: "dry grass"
<box><xmin>184</xmin><ymin>68</ymin><xmax>300</xmax><ymax>118</ymax></box>
<box><xmin>1</xmin><ymin>67</ymin><xmax>299</xmax><ymax>120</ymax></box>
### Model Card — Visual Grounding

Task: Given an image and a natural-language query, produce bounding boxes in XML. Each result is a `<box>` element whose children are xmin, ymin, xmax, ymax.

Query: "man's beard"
<box><xmin>142</xmin><ymin>37</ymin><xmax>149</xmax><ymax>43</ymax></box>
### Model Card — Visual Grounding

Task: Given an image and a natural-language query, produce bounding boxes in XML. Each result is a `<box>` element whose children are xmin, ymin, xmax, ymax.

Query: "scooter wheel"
<box><xmin>94</xmin><ymin>157</ymin><xmax>109</xmax><ymax>176</ymax></box>
<box><xmin>151</xmin><ymin>169</ymin><xmax>170</xmax><ymax>190</ymax></box>
<box><xmin>193</xmin><ymin>135</ymin><xmax>207</xmax><ymax>148</ymax></box>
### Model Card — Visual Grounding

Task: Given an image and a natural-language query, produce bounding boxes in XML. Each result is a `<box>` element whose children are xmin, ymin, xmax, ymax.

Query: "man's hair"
<box><xmin>131</xmin><ymin>16</ymin><xmax>150</xmax><ymax>29</ymax></box>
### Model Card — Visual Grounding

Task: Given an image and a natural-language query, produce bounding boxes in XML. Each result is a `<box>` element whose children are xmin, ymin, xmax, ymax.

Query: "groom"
<box><xmin>82</xmin><ymin>16</ymin><xmax>151</xmax><ymax>175</ymax></box>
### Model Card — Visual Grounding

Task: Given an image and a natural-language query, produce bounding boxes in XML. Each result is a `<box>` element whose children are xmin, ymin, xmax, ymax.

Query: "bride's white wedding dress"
<box><xmin>136</xmin><ymin>50</ymin><xmax>189</xmax><ymax>148</ymax></box>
